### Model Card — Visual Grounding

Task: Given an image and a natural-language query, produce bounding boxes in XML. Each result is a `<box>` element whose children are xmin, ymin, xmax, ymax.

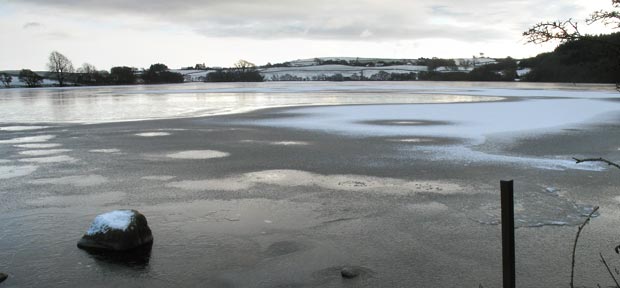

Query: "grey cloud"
<box><xmin>4</xmin><ymin>0</ymin><xmax>585</xmax><ymax>41</ymax></box>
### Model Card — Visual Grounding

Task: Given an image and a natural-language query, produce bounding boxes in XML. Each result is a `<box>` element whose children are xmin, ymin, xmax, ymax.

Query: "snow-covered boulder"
<box><xmin>77</xmin><ymin>210</ymin><xmax>153</xmax><ymax>251</ymax></box>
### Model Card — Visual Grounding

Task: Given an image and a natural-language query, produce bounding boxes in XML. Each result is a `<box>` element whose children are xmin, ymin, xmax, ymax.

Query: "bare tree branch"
<box><xmin>523</xmin><ymin>19</ymin><xmax>581</xmax><ymax>44</ymax></box>
<box><xmin>571</xmin><ymin>206</ymin><xmax>600</xmax><ymax>288</ymax></box>
<box><xmin>573</xmin><ymin>157</ymin><xmax>620</xmax><ymax>170</ymax></box>
<box><xmin>524</xmin><ymin>0</ymin><xmax>620</xmax><ymax>45</ymax></box>
<box><xmin>588</xmin><ymin>0</ymin><xmax>620</xmax><ymax>28</ymax></box>
<box><xmin>600</xmin><ymin>252</ymin><xmax>620</xmax><ymax>288</ymax></box>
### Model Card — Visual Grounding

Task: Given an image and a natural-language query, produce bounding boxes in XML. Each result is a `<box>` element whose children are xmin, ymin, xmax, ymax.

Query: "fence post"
<box><xmin>501</xmin><ymin>180</ymin><xmax>515</xmax><ymax>288</ymax></box>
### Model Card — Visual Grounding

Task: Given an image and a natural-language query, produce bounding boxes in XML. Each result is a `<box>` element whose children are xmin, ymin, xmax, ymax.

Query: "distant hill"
<box><xmin>519</xmin><ymin>32</ymin><xmax>620</xmax><ymax>83</ymax></box>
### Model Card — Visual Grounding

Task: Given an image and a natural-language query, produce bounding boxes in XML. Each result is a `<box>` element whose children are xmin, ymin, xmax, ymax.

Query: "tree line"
<box><xmin>0</xmin><ymin>51</ymin><xmax>185</xmax><ymax>88</ymax></box>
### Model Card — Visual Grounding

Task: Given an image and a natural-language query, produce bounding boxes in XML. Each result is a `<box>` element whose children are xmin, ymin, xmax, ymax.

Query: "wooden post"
<box><xmin>501</xmin><ymin>180</ymin><xmax>515</xmax><ymax>288</ymax></box>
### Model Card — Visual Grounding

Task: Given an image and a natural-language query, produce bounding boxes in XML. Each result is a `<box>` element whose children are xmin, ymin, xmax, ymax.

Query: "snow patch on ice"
<box><xmin>30</xmin><ymin>174</ymin><xmax>108</xmax><ymax>186</ymax></box>
<box><xmin>167</xmin><ymin>169</ymin><xmax>462</xmax><ymax>194</ymax></box>
<box><xmin>168</xmin><ymin>178</ymin><xmax>253</xmax><ymax>191</ymax></box>
<box><xmin>240</xmin><ymin>139</ymin><xmax>309</xmax><ymax>146</ymax></box>
<box><xmin>271</xmin><ymin>141</ymin><xmax>309</xmax><ymax>146</ymax></box>
<box><xmin>18</xmin><ymin>149</ymin><xmax>71</xmax><ymax>156</ymax></box>
<box><xmin>406</xmin><ymin>202</ymin><xmax>449</xmax><ymax>213</ymax></box>
<box><xmin>28</xmin><ymin>191</ymin><xmax>125</xmax><ymax>207</ymax></box>
<box><xmin>0</xmin><ymin>126</ymin><xmax>51</xmax><ymax>131</ymax></box>
<box><xmin>14</xmin><ymin>143</ymin><xmax>62</xmax><ymax>149</ymax></box>
<box><xmin>142</xmin><ymin>175</ymin><xmax>176</xmax><ymax>181</ymax></box>
<box><xmin>0</xmin><ymin>135</ymin><xmax>56</xmax><ymax>144</ymax></box>
<box><xmin>89</xmin><ymin>149</ymin><xmax>121</xmax><ymax>153</ymax></box>
<box><xmin>19</xmin><ymin>155</ymin><xmax>77</xmax><ymax>164</ymax></box>
<box><xmin>86</xmin><ymin>210</ymin><xmax>134</xmax><ymax>235</ymax></box>
<box><xmin>412</xmin><ymin>146</ymin><xmax>604</xmax><ymax>171</ymax></box>
<box><xmin>166</xmin><ymin>150</ymin><xmax>230</xmax><ymax>159</ymax></box>
<box><xmin>135</xmin><ymin>132</ymin><xmax>171</xmax><ymax>137</ymax></box>
<box><xmin>0</xmin><ymin>165</ymin><xmax>39</xmax><ymax>179</ymax></box>
<box><xmin>387</xmin><ymin>138</ymin><xmax>433</xmax><ymax>143</ymax></box>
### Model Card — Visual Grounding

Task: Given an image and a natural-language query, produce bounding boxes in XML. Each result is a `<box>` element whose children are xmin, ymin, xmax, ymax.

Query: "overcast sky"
<box><xmin>0</xmin><ymin>0</ymin><xmax>614</xmax><ymax>70</ymax></box>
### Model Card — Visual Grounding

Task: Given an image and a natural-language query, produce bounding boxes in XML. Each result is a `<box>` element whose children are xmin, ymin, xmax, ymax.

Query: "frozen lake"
<box><xmin>1</xmin><ymin>81</ymin><xmax>620</xmax><ymax>287</ymax></box>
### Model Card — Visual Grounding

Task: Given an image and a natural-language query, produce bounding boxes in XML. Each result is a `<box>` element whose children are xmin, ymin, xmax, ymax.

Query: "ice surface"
<box><xmin>0</xmin><ymin>82</ymin><xmax>512</xmax><ymax>123</ymax></box>
<box><xmin>166</xmin><ymin>150</ymin><xmax>230</xmax><ymax>159</ymax></box>
<box><xmin>0</xmin><ymin>135</ymin><xmax>56</xmax><ymax>144</ymax></box>
<box><xmin>29</xmin><ymin>174</ymin><xmax>108</xmax><ymax>187</ymax></box>
<box><xmin>85</xmin><ymin>210</ymin><xmax>134</xmax><ymax>235</ymax></box>
<box><xmin>0</xmin><ymin>82</ymin><xmax>616</xmax><ymax>125</ymax></box>
<box><xmin>0</xmin><ymin>165</ymin><xmax>38</xmax><ymax>179</ymax></box>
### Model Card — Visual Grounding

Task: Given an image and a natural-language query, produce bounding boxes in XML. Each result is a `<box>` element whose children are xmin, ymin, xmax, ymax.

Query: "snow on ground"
<box><xmin>86</xmin><ymin>210</ymin><xmax>134</xmax><ymax>235</ymax></box>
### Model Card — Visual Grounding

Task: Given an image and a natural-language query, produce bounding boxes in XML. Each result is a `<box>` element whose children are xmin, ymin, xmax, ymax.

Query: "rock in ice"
<box><xmin>77</xmin><ymin>210</ymin><xmax>153</xmax><ymax>251</ymax></box>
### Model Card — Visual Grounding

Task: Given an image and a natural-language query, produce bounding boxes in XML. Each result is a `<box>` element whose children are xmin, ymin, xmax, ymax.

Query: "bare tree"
<box><xmin>523</xmin><ymin>0</ymin><xmax>620</xmax><ymax>44</ymax></box>
<box><xmin>76</xmin><ymin>63</ymin><xmax>98</xmax><ymax>84</ymax></box>
<box><xmin>18</xmin><ymin>69</ymin><xmax>43</xmax><ymax>87</ymax></box>
<box><xmin>47</xmin><ymin>51</ymin><xmax>74</xmax><ymax>87</ymax></box>
<box><xmin>76</xmin><ymin>63</ymin><xmax>97</xmax><ymax>75</ymax></box>
<box><xmin>0</xmin><ymin>73</ymin><xmax>11</xmax><ymax>88</ymax></box>
<box><xmin>234</xmin><ymin>59</ymin><xmax>256</xmax><ymax>73</ymax></box>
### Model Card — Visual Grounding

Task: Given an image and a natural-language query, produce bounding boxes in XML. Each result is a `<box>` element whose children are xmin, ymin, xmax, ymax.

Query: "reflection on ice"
<box><xmin>135</xmin><ymin>132</ymin><xmax>171</xmax><ymax>137</ymax></box>
<box><xmin>14</xmin><ymin>143</ymin><xmax>62</xmax><ymax>149</ymax></box>
<box><xmin>472</xmin><ymin>189</ymin><xmax>599</xmax><ymax>228</ymax></box>
<box><xmin>0</xmin><ymin>165</ymin><xmax>39</xmax><ymax>179</ymax></box>
<box><xmin>0</xmin><ymin>126</ymin><xmax>51</xmax><ymax>131</ymax></box>
<box><xmin>18</xmin><ymin>149</ymin><xmax>71</xmax><ymax>156</ymax></box>
<box><xmin>19</xmin><ymin>155</ymin><xmax>77</xmax><ymax>164</ymax></box>
<box><xmin>167</xmin><ymin>169</ymin><xmax>463</xmax><ymax>195</ymax></box>
<box><xmin>0</xmin><ymin>135</ymin><xmax>56</xmax><ymax>144</ymax></box>
<box><xmin>411</xmin><ymin>146</ymin><xmax>604</xmax><ymax>171</ymax></box>
<box><xmin>29</xmin><ymin>174</ymin><xmax>108</xmax><ymax>187</ymax></box>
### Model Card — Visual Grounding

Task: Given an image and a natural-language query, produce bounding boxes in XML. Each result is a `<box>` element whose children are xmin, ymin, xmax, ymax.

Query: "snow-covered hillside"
<box><xmin>260</xmin><ymin>65</ymin><xmax>427</xmax><ymax>81</ymax></box>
